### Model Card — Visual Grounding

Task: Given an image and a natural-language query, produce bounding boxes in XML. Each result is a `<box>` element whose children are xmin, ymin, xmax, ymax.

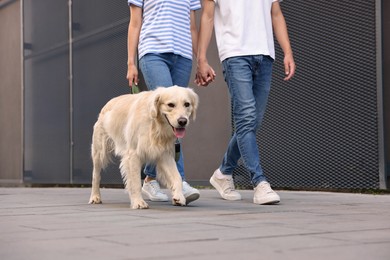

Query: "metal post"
<box><xmin>21</xmin><ymin>0</ymin><xmax>25</xmax><ymax>184</ymax></box>
<box><xmin>68</xmin><ymin>0</ymin><xmax>74</xmax><ymax>184</ymax></box>
<box><xmin>376</xmin><ymin>0</ymin><xmax>386</xmax><ymax>189</ymax></box>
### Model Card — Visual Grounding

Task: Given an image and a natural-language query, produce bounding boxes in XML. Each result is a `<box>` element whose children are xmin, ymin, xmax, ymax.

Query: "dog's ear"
<box><xmin>150</xmin><ymin>90</ymin><xmax>161</xmax><ymax>118</ymax></box>
<box><xmin>188</xmin><ymin>88</ymin><xmax>199</xmax><ymax>120</ymax></box>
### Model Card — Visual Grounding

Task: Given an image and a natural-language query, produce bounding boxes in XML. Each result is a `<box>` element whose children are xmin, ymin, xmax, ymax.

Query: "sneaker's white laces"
<box><xmin>258</xmin><ymin>182</ymin><xmax>273</xmax><ymax>193</ymax></box>
<box><xmin>149</xmin><ymin>181</ymin><xmax>162</xmax><ymax>193</ymax></box>
<box><xmin>223</xmin><ymin>178</ymin><xmax>236</xmax><ymax>192</ymax></box>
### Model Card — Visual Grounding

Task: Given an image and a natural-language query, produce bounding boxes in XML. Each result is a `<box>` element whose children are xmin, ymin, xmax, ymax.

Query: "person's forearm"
<box><xmin>272</xmin><ymin>2</ymin><xmax>295</xmax><ymax>80</ymax></box>
<box><xmin>272</xmin><ymin>3</ymin><xmax>293</xmax><ymax>56</ymax></box>
<box><xmin>197</xmin><ymin>0</ymin><xmax>215</xmax><ymax>63</ymax></box>
<box><xmin>127</xmin><ymin>5</ymin><xmax>142</xmax><ymax>66</ymax></box>
<box><xmin>190</xmin><ymin>10</ymin><xmax>199</xmax><ymax>60</ymax></box>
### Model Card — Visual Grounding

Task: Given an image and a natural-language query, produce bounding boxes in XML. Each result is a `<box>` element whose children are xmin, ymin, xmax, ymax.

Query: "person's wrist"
<box><xmin>197</xmin><ymin>60</ymin><xmax>208</xmax><ymax>68</ymax></box>
<box><xmin>127</xmin><ymin>60</ymin><xmax>136</xmax><ymax>66</ymax></box>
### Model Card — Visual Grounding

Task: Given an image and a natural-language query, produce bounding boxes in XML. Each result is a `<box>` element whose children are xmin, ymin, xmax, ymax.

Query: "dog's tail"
<box><xmin>91</xmin><ymin>123</ymin><xmax>114</xmax><ymax>170</ymax></box>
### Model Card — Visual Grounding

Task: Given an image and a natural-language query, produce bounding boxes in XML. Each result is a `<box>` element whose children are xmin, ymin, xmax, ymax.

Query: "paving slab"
<box><xmin>0</xmin><ymin>187</ymin><xmax>389</xmax><ymax>260</ymax></box>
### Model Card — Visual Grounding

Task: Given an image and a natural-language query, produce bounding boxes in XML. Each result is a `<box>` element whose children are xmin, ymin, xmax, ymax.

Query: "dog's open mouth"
<box><xmin>174</xmin><ymin>127</ymin><xmax>186</xmax><ymax>138</ymax></box>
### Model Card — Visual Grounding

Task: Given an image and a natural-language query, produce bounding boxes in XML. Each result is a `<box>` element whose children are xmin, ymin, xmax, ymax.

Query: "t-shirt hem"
<box><xmin>220</xmin><ymin>51</ymin><xmax>275</xmax><ymax>63</ymax></box>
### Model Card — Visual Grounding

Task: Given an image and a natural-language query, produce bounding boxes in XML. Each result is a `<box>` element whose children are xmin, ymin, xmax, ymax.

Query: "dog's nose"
<box><xmin>178</xmin><ymin>117</ymin><xmax>188</xmax><ymax>127</ymax></box>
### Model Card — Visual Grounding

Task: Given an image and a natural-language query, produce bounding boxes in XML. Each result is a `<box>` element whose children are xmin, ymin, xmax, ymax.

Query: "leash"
<box><xmin>130</xmin><ymin>82</ymin><xmax>140</xmax><ymax>94</ymax></box>
<box><xmin>175</xmin><ymin>139</ymin><xmax>180</xmax><ymax>162</ymax></box>
<box><xmin>164</xmin><ymin>114</ymin><xmax>181</xmax><ymax>162</ymax></box>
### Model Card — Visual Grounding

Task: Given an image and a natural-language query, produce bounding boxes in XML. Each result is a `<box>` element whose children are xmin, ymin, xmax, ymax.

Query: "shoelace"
<box><xmin>149</xmin><ymin>181</ymin><xmax>163</xmax><ymax>194</ymax></box>
<box><xmin>258</xmin><ymin>182</ymin><xmax>273</xmax><ymax>194</ymax></box>
<box><xmin>223</xmin><ymin>178</ymin><xmax>236</xmax><ymax>192</ymax></box>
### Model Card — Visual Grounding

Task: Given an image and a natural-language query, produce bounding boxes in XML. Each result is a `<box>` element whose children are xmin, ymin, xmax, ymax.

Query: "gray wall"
<box><xmin>184</xmin><ymin>38</ymin><xmax>231</xmax><ymax>185</ymax></box>
<box><xmin>0</xmin><ymin>0</ymin><xmax>388</xmax><ymax>189</ymax></box>
<box><xmin>18</xmin><ymin>0</ymin><xmax>230</xmax><ymax>185</ymax></box>
<box><xmin>0</xmin><ymin>0</ymin><xmax>22</xmax><ymax>184</ymax></box>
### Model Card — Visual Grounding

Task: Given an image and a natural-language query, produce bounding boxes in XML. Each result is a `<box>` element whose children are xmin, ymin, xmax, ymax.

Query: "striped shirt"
<box><xmin>128</xmin><ymin>0</ymin><xmax>201</xmax><ymax>60</ymax></box>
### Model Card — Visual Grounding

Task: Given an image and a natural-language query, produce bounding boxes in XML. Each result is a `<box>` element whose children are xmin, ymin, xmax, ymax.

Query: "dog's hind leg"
<box><xmin>157</xmin><ymin>156</ymin><xmax>186</xmax><ymax>206</ymax></box>
<box><xmin>120</xmin><ymin>153</ymin><xmax>149</xmax><ymax>209</ymax></box>
<box><xmin>89</xmin><ymin>123</ymin><xmax>110</xmax><ymax>204</ymax></box>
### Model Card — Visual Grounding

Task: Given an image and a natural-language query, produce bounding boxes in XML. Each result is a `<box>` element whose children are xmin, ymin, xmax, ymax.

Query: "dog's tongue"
<box><xmin>174</xmin><ymin>128</ymin><xmax>186</xmax><ymax>138</ymax></box>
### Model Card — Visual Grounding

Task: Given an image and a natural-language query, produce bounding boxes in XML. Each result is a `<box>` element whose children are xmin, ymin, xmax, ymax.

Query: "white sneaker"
<box><xmin>142</xmin><ymin>180</ymin><xmax>169</xmax><ymax>202</ymax></box>
<box><xmin>210</xmin><ymin>169</ymin><xmax>241</xmax><ymax>201</ymax></box>
<box><xmin>182</xmin><ymin>181</ymin><xmax>200</xmax><ymax>205</ymax></box>
<box><xmin>253</xmin><ymin>181</ymin><xmax>280</xmax><ymax>205</ymax></box>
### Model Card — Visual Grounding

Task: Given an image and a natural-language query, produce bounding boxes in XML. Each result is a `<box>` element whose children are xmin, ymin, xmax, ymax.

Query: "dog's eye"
<box><xmin>167</xmin><ymin>103</ymin><xmax>175</xmax><ymax>108</ymax></box>
<box><xmin>184</xmin><ymin>102</ymin><xmax>190</xmax><ymax>107</ymax></box>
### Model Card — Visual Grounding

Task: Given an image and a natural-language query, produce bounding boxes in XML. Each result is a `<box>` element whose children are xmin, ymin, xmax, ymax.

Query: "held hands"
<box><xmin>193</xmin><ymin>53</ymin><xmax>295</xmax><ymax>86</ymax></box>
<box><xmin>195</xmin><ymin>60</ymin><xmax>216</xmax><ymax>87</ymax></box>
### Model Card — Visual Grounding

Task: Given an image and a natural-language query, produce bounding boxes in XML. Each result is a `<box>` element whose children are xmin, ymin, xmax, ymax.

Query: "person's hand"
<box><xmin>195</xmin><ymin>60</ymin><xmax>216</xmax><ymax>87</ymax></box>
<box><xmin>195</xmin><ymin>72</ymin><xmax>212</xmax><ymax>87</ymax></box>
<box><xmin>283</xmin><ymin>53</ymin><xmax>296</xmax><ymax>81</ymax></box>
<box><xmin>126</xmin><ymin>64</ymin><xmax>139</xmax><ymax>87</ymax></box>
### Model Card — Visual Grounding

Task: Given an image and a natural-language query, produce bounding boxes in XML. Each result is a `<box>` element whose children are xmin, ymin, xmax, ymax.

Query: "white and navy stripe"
<box><xmin>128</xmin><ymin>0</ymin><xmax>201</xmax><ymax>60</ymax></box>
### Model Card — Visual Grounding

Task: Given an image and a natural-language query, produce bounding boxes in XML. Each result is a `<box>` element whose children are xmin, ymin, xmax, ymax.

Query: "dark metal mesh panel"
<box><xmin>23</xmin><ymin>0</ymin><xmax>382</xmax><ymax>188</ymax></box>
<box><xmin>23</xmin><ymin>0</ymin><xmax>71</xmax><ymax>183</ymax></box>
<box><xmin>72</xmin><ymin>0</ymin><xmax>130</xmax><ymax>184</ymax></box>
<box><xmin>233</xmin><ymin>0</ymin><xmax>380</xmax><ymax>189</ymax></box>
<box><xmin>23</xmin><ymin>0</ymin><xmax>131</xmax><ymax>184</ymax></box>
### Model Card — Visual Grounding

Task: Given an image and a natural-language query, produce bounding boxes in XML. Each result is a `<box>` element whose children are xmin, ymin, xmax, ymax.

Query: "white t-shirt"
<box><xmin>213</xmin><ymin>0</ymin><xmax>279</xmax><ymax>62</ymax></box>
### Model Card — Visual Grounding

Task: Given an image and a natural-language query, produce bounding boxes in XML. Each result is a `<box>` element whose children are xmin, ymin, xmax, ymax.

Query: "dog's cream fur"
<box><xmin>88</xmin><ymin>86</ymin><xmax>199</xmax><ymax>209</ymax></box>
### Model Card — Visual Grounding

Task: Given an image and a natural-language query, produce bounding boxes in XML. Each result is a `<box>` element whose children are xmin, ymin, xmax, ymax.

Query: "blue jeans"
<box><xmin>220</xmin><ymin>55</ymin><xmax>273</xmax><ymax>187</ymax></box>
<box><xmin>139</xmin><ymin>53</ymin><xmax>192</xmax><ymax>180</ymax></box>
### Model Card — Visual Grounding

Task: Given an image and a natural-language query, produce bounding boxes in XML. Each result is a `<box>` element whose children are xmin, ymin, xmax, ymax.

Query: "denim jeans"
<box><xmin>220</xmin><ymin>55</ymin><xmax>274</xmax><ymax>187</ymax></box>
<box><xmin>139</xmin><ymin>53</ymin><xmax>193</xmax><ymax>180</ymax></box>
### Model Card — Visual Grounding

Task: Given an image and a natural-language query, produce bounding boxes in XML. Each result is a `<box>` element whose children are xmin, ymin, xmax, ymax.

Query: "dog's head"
<box><xmin>150</xmin><ymin>86</ymin><xmax>199</xmax><ymax>138</ymax></box>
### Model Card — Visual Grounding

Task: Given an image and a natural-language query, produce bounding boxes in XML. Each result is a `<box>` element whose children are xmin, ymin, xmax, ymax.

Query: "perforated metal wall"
<box><xmin>23</xmin><ymin>0</ymin><xmax>130</xmax><ymax>184</ymax></box>
<box><xmin>71</xmin><ymin>0</ymin><xmax>129</xmax><ymax>184</ymax></box>
<box><xmin>22</xmin><ymin>0</ymin><xmax>385</xmax><ymax>189</ymax></box>
<box><xmin>234</xmin><ymin>0</ymin><xmax>383</xmax><ymax>189</ymax></box>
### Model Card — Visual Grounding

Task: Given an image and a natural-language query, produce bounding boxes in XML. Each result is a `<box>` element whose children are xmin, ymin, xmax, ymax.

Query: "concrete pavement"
<box><xmin>0</xmin><ymin>187</ymin><xmax>389</xmax><ymax>260</ymax></box>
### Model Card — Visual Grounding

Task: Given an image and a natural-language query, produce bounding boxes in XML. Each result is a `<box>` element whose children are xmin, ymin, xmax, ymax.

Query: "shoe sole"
<box><xmin>141</xmin><ymin>190</ymin><xmax>168</xmax><ymax>202</ymax></box>
<box><xmin>210</xmin><ymin>176</ymin><xmax>241</xmax><ymax>201</ymax></box>
<box><xmin>185</xmin><ymin>193</ymin><xmax>200</xmax><ymax>205</ymax></box>
<box><xmin>253</xmin><ymin>197</ymin><xmax>280</xmax><ymax>205</ymax></box>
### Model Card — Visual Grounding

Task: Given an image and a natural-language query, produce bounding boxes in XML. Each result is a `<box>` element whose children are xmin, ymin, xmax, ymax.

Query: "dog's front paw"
<box><xmin>89</xmin><ymin>194</ymin><xmax>102</xmax><ymax>204</ymax></box>
<box><xmin>131</xmin><ymin>199</ymin><xmax>149</xmax><ymax>209</ymax></box>
<box><xmin>172</xmin><ymin>193</ymin><xmax>186</xmax><ymax>206</ymax></box>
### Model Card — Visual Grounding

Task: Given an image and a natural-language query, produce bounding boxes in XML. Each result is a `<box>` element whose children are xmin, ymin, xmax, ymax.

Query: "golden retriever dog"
<box><xmin>88</xmin><ymin>86</ymin><xmax>199</xmax><ymax>209</ymax></box>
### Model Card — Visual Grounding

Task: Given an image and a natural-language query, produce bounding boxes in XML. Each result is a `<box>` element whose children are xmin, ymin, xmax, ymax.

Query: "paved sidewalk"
<box><xmin>0</xmin><ymin>187</ymin><xmax>389</xmax><ymax>260</ymax></box>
